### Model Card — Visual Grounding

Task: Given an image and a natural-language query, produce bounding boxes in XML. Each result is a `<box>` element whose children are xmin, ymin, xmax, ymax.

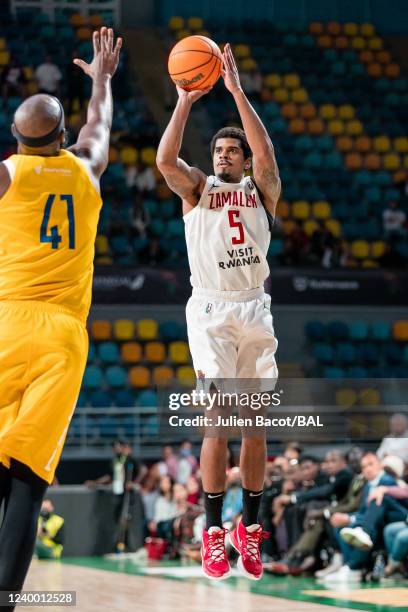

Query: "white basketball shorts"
<box><xmin>186</xmin><ymin>287</ymin><xmax>278</xmax><ymax>387</ymax></box>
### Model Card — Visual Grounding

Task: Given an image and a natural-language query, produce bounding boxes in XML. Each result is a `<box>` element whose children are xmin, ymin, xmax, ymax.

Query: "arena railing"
<box><xmin>10</xmin><ymin>0</ymin><xmax>121</xmax><ymax>26</ymax></box>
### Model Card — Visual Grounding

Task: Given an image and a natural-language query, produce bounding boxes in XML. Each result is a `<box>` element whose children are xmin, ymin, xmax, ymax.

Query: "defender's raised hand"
<box><xmin>222</xmin><ymin>43</ymin><xmax>242</xmax><ymax>94</ymax></box>
<box><xmin>74</xmin><ymin>27</ymin><xmax>122</xmax><ymax>80</ymax></box>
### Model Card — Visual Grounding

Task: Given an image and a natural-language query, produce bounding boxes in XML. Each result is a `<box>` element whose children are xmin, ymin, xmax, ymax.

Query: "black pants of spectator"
<box><xmin>356</xmin><ymin>495</ymin><xmax>408</xmax><ymax>543</ymax></box>
<box><xmin>0</xmin><ymin>461</ymin><xmax>47</xmax><ymax>611</ymax></box>
<box><xmin>113</xmin><ymin>490</ymin><xmax>138</xmax><ymax>552</ymax></box>
<box><xmin>284</xmin><ymin>503</ymin><xmax>307</xmax><ymax>549</ymax></box>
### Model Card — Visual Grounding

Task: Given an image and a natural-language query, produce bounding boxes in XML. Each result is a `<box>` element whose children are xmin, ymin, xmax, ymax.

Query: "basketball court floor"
<box><xmin>23</xmin><ymin>558</ymin><xmax>408</xmax><ymax>611</ymax></box>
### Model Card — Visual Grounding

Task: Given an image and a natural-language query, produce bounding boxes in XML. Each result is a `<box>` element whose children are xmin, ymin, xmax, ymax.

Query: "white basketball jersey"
<box><xmin>184</xmin><ymin>175</ymin><xmax>271</xmax><ymax>291</ymax></box>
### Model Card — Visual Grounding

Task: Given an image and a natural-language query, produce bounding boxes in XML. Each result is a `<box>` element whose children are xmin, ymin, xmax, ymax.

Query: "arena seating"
<box><xmin>167</xmin><ymin>17</ymin><xmax>408</xmax><ymax>268</ymax></box>
<box><xmin>305</xmin><ymin>318</ymin><xmax>408</xmax><ymax>378</ymax></box>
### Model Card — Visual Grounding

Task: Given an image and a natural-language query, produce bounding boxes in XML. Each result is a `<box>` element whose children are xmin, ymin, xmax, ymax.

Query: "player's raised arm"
<box><xmin>68</xmin><ymin>27</ymin><xmax>122</xmax><ymax>180</ymax></box>
<box><xmin>222</xmin><ymin>43</ymin><xmax>281</xmax><ymax>216</ymax></box>
<box><xmin>156</xmin><ymin>87</ymin><xmax>209</xmax><ymax>207</ymax></box>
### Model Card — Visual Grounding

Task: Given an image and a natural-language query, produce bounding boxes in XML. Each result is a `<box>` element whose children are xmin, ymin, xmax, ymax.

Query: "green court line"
<box><xmin>61</xmin><ymin>557</ymin><xmax>407</xmax><ymax>612</ymax></box>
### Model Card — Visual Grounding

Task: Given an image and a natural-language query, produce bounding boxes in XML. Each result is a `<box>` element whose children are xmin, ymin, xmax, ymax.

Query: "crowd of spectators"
<box><xmin>126</xmin><ymin>414</ymin><xmax>408</xmax><ymax>582</ymax></box>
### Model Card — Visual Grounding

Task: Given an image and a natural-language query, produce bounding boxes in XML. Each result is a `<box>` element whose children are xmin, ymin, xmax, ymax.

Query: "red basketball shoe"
<box><xmin>201</xmin><ymin>527</ymin><xmax>231</xmax><ymax>580</ymax></box>
<box><xmin>229</xmin><ymin>520</ymin><xmax>267</xmax><ymax>580</ymax></box>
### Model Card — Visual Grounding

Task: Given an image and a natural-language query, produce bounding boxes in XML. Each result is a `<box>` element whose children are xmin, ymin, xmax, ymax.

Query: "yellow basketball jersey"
<box><xmin>0</xmin><ymin>149</ymin><xmax>102</xmax><ymax>323</ymax></box>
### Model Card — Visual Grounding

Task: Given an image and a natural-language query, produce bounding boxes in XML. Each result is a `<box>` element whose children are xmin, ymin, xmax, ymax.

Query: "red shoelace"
<box><xmin>242</xmin><ymin>529</ymin><xmax>270</xmax><ymax>561</ymax></box>
<box><xmin>207</xmin><ymin>528</ymin><xmax>228</xmax><ymax>563</ymax></box>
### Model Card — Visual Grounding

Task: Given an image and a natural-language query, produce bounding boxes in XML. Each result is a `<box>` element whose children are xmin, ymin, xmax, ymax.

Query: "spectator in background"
<box><xmin>157</xmin><ymin>445</ymin><xmax>179</xmax><ymax>480</ymax></box>
<box><xmin>340</xmin><ymin>456</ymin><xmax>408</xmax><ymax>553</ymax></box>
<box><xmin>323</xmin><ymin>451</ymin><xmax>396</xmax><ymax>583</ymax></box>
<box><xmin>378</xmin><ymin>240</ymin><xmax>406</xmax><ymax>269</ymax></box>
<box><xmin>139</xmin><ymin>237</ymin><xmax>165</xmax><ymax>267</ymax></box>
<box><xmin>35</xmin><ymin>499</ymin><xmax>64</xmax><ymax>559</ymax></box>
<box><xmin>240</xmin><ymin>68</ymin><xmax>263</xmax><ymax>102</ymax></box>
<box><xmin>35</xmin><ymin>54</ymin><xmax>62</xmax><ymax>96</ymax></box>
<box><xmin>126</xmin><ymin>161</ymin><xmax>156</xmax><ymax>195</ymax></box>
<box><xmin>309</xmin><ymin>221</ymin><xmax>335</xmax><ymax>264</ymax></box>
<box><xmin>66</xmin><ymin>50</ymin><xmax>87</xmax><ymax>115</ymax></box>
<box><xmin>383</xmin><ymin>201</ymin><xmax>407</xmax><ymax>239</ymax></box>
<box><xmin>280</xmin><ymin>220</ymin><xmax>309</xmax><ymax>266</ymax></box>
<box><xmin>377</xmin><ymin>413</ymin><xmax>408</xmax><ymax>464</ymax></box>
<box><xmin>186</xmin><ymin>476</ymin><xmax>200</xmax><ymax>505</ymax></box>
<box><xmin>176</xmin><ymin>440</ymin><xmax>198</xmax><ymax>485</ymax></box>
<box><xmin>384</xmin><ymin>517</ymin><xmax>408</xmax><ymax>576</ymax></box>
<box><xmin>130</xmin><ymin>194</ymin><xmax>150</xmax><ymax>238</ymax></box>
<box><xmin>1</xmin><ymin>56</ymin><xmax>26</xmax><ymax>104</ymax></box>
<box><xmin>148</xmin><ymin>475</ymin><xmax>177</xmax><ymax>541</ymax></box>
<box><xmin>283</xmin><ymin>442</ymin><xmax>303</xmax><ymax>464</ymax></box>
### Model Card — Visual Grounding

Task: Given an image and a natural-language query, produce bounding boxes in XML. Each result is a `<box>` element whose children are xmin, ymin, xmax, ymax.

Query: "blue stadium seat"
<box><xmin>371</xmin><ymin>321</ymin><xmax>391</xmax><ymax>341</ymax></box>
<box><xmin>106</xmin><ymin>366</ymin><xmax>127</xmax><ymax>388</ymax></box>
<box><xmin>98</xmin><ymin>341</ymin><xmax>120</xmax><ymax>364</ymax></box>
<box><xmin>336</xmin><ymin>343</ymin><xmax>358</xmax><ymax>365</ymax></box>
<box><xmin>76</xmin><ymin>391</ymin><xmax>88</xmax><ymax>408</ymax></box>
<box><xmin>114</xmin><ymin>390</ymin><xmax>135</xmax><ymax>407</ymax></box>
<box><xmin>138</xmin><ymin>390</ymin><xmax>157</xmax><ymax>408</ymax></box>
<box><xmin>359</xmin><ymin>343</ymin><xmax>381</xmax><ymax>365</ymax></box>
<box><xmin>87</xmin><ymin>342</ymin><xmax>96</xmax><ymax>362</ymax></box>
<box><xmin>324</xmin><ymin>367</ymin><xmax>345</xmax><ymax>379</ymax></box>
<box><xmin>268</xmin><ymin>240</ymin><xmax>284</xmax><ymax>257</ymax></box>
<box><xmin>327</xmin><ymin>321</ymin><xmax>349</xmax><ymax>341</ymax></box>
<box><xmin>314</xmin><ymin>343</ymin><xmax>334</xmax><ymax>364</ymax></box>
<box><xmin>159</xmin><ymin>320</ymin><xmax>182</xmax><ymax>341</ymax></box>
<box><xmin>82</xmin><ymin>365</ymin><xmax>103</xmax><ymax>390</ymax></box>
<box><xmin>305</xmin><ymin>321</ymin><xmax>325</xmax><ymax>342</ymax></box>
<box><xmin>89</xmin><ymin>390</ymin><xmax>112</xmax><ymax>408</ymax></box>
<box><xmin>347</xmin><ymin>367</ymin><xmax>367</xmax><ymax>378</ymax></box>
<box><xmin>350</xmin><ymin>321</ymin><xmax>369</xmax><ymax>341</ymax></box>
<box><xmin>383</xmin><ymin>343</ymin><xmax>403</xmax><ymax>365</ymax></box>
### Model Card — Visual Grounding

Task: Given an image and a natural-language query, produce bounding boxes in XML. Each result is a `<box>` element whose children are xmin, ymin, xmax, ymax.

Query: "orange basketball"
<box><xmin>168</xmin><ymin>35</ymin><xmax>222</xmax><ymax>91</ymax></box>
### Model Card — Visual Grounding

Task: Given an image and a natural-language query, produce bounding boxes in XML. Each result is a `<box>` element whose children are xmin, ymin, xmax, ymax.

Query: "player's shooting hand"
<box><xmin>176</xmin><ymin>85</ymin><xmax>212</xmax><ymax>104</ymax></box>
<box><xmin>222</xmin><ymin>43</ymin><xmax>242</xmax><ymax>95</ymax></box>
<box><xmin>74</xmin><ymin>27</ymin><xmax>122</xmax><ymax>80</ymax></box>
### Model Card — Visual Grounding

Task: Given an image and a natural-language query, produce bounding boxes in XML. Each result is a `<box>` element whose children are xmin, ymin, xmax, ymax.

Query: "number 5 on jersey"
<box><xmin>228</xmin><ymin>210</ymin><xmax>245</xmax><ymax>245</ymax></box>
<box><xmin>40</xmin><ymin>194</ymin><xmax>75</xmax><ymax>249</ymax></box>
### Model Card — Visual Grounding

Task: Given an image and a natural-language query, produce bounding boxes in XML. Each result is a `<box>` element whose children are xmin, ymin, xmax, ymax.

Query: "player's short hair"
<box><xmin>210</xmin><ymin>127</ymin><xmax>252</xmax><ymax>159</ymax></box>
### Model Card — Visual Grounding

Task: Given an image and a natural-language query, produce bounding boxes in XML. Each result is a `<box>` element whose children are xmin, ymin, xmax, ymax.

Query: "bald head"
<box><xmin>13</xmin><ymin>94</ymin><xmax>65</xmax><ymax>152</ymax></box>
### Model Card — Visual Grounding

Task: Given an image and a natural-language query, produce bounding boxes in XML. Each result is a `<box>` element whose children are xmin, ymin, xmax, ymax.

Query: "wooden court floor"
<box><xmin>23</xmin><ymin>560</ymin><xmax>365</xmax><ymax>612</ymax></box>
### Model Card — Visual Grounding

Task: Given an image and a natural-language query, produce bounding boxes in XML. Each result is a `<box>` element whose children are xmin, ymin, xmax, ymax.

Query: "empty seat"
<box><xmin>145</xmin><ymin>341</ymin><xmax>166</xmax><ymax>363</ymax></box>
<box><xmin>305</xmin><ymin>321</ymin><xmax>325</xmax><ymax>341</ymax></box>
<box><xmin>393</xmin><ymin>321</ymin><xmax>408</xmax><ymax>341</ymax></box>
<box><xmin>312</xmin><ymin>201</ymin><xmax>331</xmax><ymax>219</ymax></box>
<box><xmin>371</xmin><ymin>321</ymin><xmax>391</xmax><ymax>340</ymax></box>
<box><xmin>351</xmin><ymin>240</ymin><xmax>369</xmax><ymax>259</ymax></box>
<box><xmin>313</xmin><ymin>343</ymin><xmax>334</xmax><ymax>364</ymax></box>
<box><xmin>168</xmin><ymin>341</ymin><xmax>190</xmax><ymax>364</ymax></box>
<box><xmin>91</xmin><ymin>320</ymin><xmax>112</xmax><ymax>340</ymax></box>
<box><xmin>336</xmin><ymin>343</ymin><xmax>358</xmax><ymax>365</ymax></box>
<box><xmin>98</xmin><ymin>342</ymin><xmax>119</xmax><ymax>364</ymax></box>
<box><xmin>82</xmin><ymin>365</ymin><xmax>103</xmax><ymax>389</ymax></box>
<box><xmin>336</xmin><ymin>388</ymin><xmax>358</xmax><ymax>406</ymax></box>
<box><xmin>89</xmin><ymin>390</ymin><xmax>111</xmax><ymax>408</ymax></box>
<box><xmin>292</xmin><ymin>201</ymin><xmax>310</xmax><ymax>219</ymax></box>
<box><xmin>350</xmin><ymin>321</ymin><xmax>369</xmax><ymax>340</ymax></box>
<box><xmin>152</xmin><ymin>365</ymin><xmax>174</xmax><ymax>386</ymax></box>
<box><xmin>129</xmin><ymin>366</ymin><xmax>150</xmax><ymax>388</ymax></box>
<box><xmin>176</xmin><ymin>366</ymin><xmax>196</xmax><ymax>387</ymax></box>
<box><xmin>136</xmin><ymin>319</ymin><xmax>158</xmax><ymax>340</ymax></box>
<box><xmin>114</xmin><ymin>390</ymin><xmax>135</xmax><ymax>407</ymax></box>
<box><xmin>114</xmin><ymin>319</ymin><xmax>134</xmax><ymax>340</ymax></box>
<box><xmin>324</xmin><ymin>367</ymin><xmax>345</xmax><ymax>378</ymax></box>
<box><xmin>327</xmin><ymin>321</ymin><xmax>349</xmax><ymax>340</ymax></box>
<box><xmin>106</xmin><ymin>366</ymin><xmax>127</xmax><ymax>388</ymax></box>
<box><xmin>138</xmin><ymin>390</ymin><xmax>157</xmax><ymax>408</ymax></box>
<box><xmin>358</xmin><ymin>388</ymin><xmax>380</xmax><ymax>406</ymax></box>
<box><xmin>121</xmin><ymin>342</ymin><xmax>142</xmax><ymax>364</ymax></box>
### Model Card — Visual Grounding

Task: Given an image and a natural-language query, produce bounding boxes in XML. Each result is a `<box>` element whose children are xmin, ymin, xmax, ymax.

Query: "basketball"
<box><xmin>168</xmin><ymin>35</ymin><xmax>223</xmax><ymax>91</ymax></box>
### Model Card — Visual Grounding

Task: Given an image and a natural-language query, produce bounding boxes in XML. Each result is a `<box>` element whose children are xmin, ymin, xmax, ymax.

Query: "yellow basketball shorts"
<box><xmin>0</xmin><ymin>301</ymin><xmax>88</xmax><ymax>484</ymax></box>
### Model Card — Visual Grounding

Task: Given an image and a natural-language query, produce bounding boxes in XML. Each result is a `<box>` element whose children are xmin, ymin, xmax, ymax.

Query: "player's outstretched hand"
<box><xmin>222</xmin><ymin>43</ymin><xmax>242</xmax><ymax>95</ymax></box>
<box><xmin>176</xmin><ymin>85</ymin><xmax>212</xmax><ymax>104</ymax></box>
<box><xmin>74</xmin><ymin>27</ymin><xmax>122</xmax><ymax>80</ymax></box>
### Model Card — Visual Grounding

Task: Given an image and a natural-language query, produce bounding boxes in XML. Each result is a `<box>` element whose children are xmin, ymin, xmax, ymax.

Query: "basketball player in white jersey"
<box><xmin>157</xmin><ymin>44</ymin><xmax>280</xmax><ymax>580</ymax></box>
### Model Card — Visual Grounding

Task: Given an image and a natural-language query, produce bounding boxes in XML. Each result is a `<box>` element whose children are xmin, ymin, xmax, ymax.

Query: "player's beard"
<box><xmin>216</xmin><ymin>170</ymin><xmax>239</xmax><ymax>183</ymax></box>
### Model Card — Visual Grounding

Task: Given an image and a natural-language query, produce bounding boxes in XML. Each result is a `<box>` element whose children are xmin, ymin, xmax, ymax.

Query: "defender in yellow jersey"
<box><xmin>0</xmin><ymin>27</ymin><xmax>122</xmax><ymax>597</ymax></box>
